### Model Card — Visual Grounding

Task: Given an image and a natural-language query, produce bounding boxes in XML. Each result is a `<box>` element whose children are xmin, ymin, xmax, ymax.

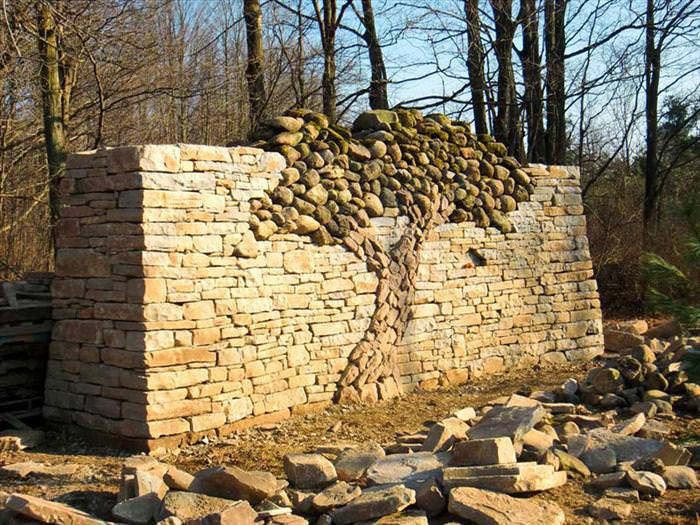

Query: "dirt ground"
<box><xmin>2</xmin><ymin>360</ymin><xmax>700</xmax><ymax>524</ymax></box>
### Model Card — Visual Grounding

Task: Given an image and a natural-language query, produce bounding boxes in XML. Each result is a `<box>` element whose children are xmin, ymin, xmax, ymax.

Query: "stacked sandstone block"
<box><xmin>395</xmin><ymin>164</ymin><xmax>602</xmax><ymax>389</ymax></box>
<box><xmin>45</xmin><ymin>145</ymin><xmax>602</xmax><ymax>450</ymax></box>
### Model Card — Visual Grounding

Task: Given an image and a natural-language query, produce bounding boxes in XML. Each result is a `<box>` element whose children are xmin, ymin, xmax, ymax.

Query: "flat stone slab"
<box><xmin>311</xmin><ymin>481</ymin><xmax>362</xmax><ymax>512</ymax></box>
<box><xmin>189</xmin><ymin>466</ymin><xmax>278</xmax><ymax>504</ymax></box>
<box><xmin>335</xmin><ymin>443</ymin><xmax>385</xmax><ymax>482</ymax></box>
<box><xmin>584</xmin><ymin>428</ymin><xmax>664</xmax><ymax>462</ymax></box>
<box><xmin>468</xmin><ymin>406</ymin><xmax>545</xmax><ymax>442</ymax></box>
<box><xmin>284</xmin><ymin>454</ymin><xmax>337</xmax><ymax>489</ymax></box>
<box><xmin>5</xmin><ymin>494</ymin><xmax>111</xmax><ymax>525</ymax></box>
<box><xmin>444</xmin><ymin>462</ymin><xmax>538</xmax><ymax>478</ymax></box>
<box><xmin>451</xmin><ymin>437</ymin><xmax>517</xmax><ymax>466</ymax></box>
<box><xmin>112</xmin><ymin>493</ymin><xmax>162</xmax><ymax>525</ymax></box>
<box><xmin>0</xmin><ymin>462</ymin><xmax>79</xmax><ymax>478</ymax></box>
<box><xmin>356</xmin><ymin>510</ymin><xmax>428</xmax><ymax>524</ymax></box>
<box><xmin>157</xmin><ymin>491</ymin><xmax>243</xmax><ymax>522</ymax></box>
<box><xmin>365</xmin><ymin>452</ymin><xmax>447</xmax><ymax>489</ymax></box>
<box><xmin>447</xmin><ymin>486</ymin><xmax>566</xmax><ymax>525</ymax></box>
<box><xmin>420</xmin><ymin>418</ymin><xmax>469</xmax><ymax>453</ymax></box>
<box><xmin>588</xmin><ymin>497</ymin><xmax>632</xmax><ymax>520</ymax></box>
<box><xmin>330</xmin><ymin>484</ymin><xmax>416</xmax><ymax>525</ymax></box>
<box><xmin>443</xmin><ymin>463</ymin><xmax>567</xmax><ymax>493</ymax></box>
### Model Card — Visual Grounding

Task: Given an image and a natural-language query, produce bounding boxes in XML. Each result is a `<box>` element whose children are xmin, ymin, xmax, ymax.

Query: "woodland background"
<box><xmin>1</xmin><ymin>0</ymin><xmax>699</xmax><ymax>313</ymax></box>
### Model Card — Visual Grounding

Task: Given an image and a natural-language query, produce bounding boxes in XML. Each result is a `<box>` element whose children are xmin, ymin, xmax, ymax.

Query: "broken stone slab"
<box><xmin>266</xmin><ymin>515</ymin><xmax>308</xmax><ymax>525</ymax></box>
<box><xmin>355</xmin><ymin>510</ymin><xmax>428</xmax><ymax>524</ymax></box>
<box><xmin>452</xmin><ymin>407</ymin><xmax>477</xmax><ymax>422</ymax></box>
<box><xmin>662</xmin><ymin>466</ymin><xmax>699</xmax><ymax>489</ymax></box>
<box><xmin>531</xmin><ymin>390</ymin><xmax>557</xmax><ymax>403</ymax></box>
<box><xmin>450</xmin><ymin>437</ymin><xmax>516</xmax><ymax>466</ymax></box>
<box><xmin>120</xmin><ymin>463</ymin><xmax>168</xmax><ymax>502</ymax></box>
<box><xmin>0</xmin><ymin>430</ymin><xmax>45</xmax><ymax>452</ymax></box>
<box><xmin>447</xmin><ymin>486</ymin><xmax>565</xmax><ymax>525</ymax></box>
<box><xmin>587</xmin><ymin>497</ymin><xmax>632</xmax><ymax>520</ymax></box>
<box><xmin>566</xmin><ymin>434</ymin><xmax>589</xmax><ymax>457</ymax></box>
<box><xmin>603</xmin><ymin>327</ymin><xmax>645</xmax><ymax>352</ymax></box>
<box><xmin>626</xmin><ymin>470</ymin><xmax>667</xmax><ymax>498</ymax></box>
<box><xmin>365</xmin><ymin>452</ymin><xmax>446</xmax><ymax>489</ymax></box>
<box><xmin>5</xmin><ymin>493</ymin><xmax>111</xmax><ymax>525</ymax></box>
<box><xmin>553</xmin><ymin>449</ymin><xmax>590</xmax><ymax>477</ymax></box>
<box><xmin>611</xmin><ymin>413</ymin><xmax>646</xmax><ymax>436</ymax></box>
<box><xmin>0</xmin><ymin>461</ymin><xmax>79</xmax><ymax>479</ymax></box>
<box><xmin>580</xmin><ymin>447</ymin><xmax>617</xmax><ymax>474</ymax></box>
<box><xmin>311</xmin><ymin>481</ymin><xmax>362</xmax><ymax>512</ymax></box>
<box><xmin>521</xmin><ymin>429</ymin><xmax>554</xmax><ymax>453</ymax></box>
<box><xmin>112</xmin><ymin>493</ymin><xmax>162</xmax><ymax>525</ymax></box>
<box><xmin>542</xmin><ymin>402</ymin><xmax>576</xmax><ymax>414</ymax></box>
<box><xmin>444</xmin><ymin>462</ymin><xmax>538</xmax><ymax>479</ymax></box>
<box><xmin>587</xmin><ymin>471</ymin><xmax>627</xmax><ymax>489</ymax></box>
<box><xmin>639</xmin><ymin>419</ymin><xmax>672</xmax><ymax>440</ymax></box>
<box><xmin>329</xmin><ymin>484</ymin><xmax>416</xmax><ymax>525</ymax></box>
<box><xmin>386</xmin><ymin>443</ymin><xmax>422</xmax><ymax>454</ymax></box>
<box><xmin>558</xmin><ymin>414</ymin><xmax>606</xmax><ymax>431</ymax></box>
<box><xmin>395</xmin><ymin>433</ymin><xmax>427</xmax><ymax>446</ymax></box>
<box><xmin>504</xmin><ymin>394</ymin><xmax>541</xmax><ymax>408</ymax></box>
<box><xmin>420</xmin><ymin>418</ymin><xmax>469</xmax><ymax>453</ymax></box>
<box><xmin>284</xmin><ymin>454</ymin><xmax>337</xmax><ymax>489</ymax></box>
<box><xmin>467</xmin><ymin>406</ymin><xmax>545</xmax><ymax>443</ymax></box>
<box><xmin>163</xmin><ymin>465</ymin><xmax>194</xmax><ymax>491</ymax></box>
<box><xmin>257</xmin><ymin>501</ymin><xmax>293</xmax><ymax>518</ymax></box>
<box><xmin>413</xmin><ymin>479</ymin><xmax>445</xmax><ymax>516</ymax></box>
<box><xmin>653</xmin><ymin>442</ymin><xmax>692</xmax><ymax>466</ymax></box>
<box><xmin>335</xmin><ymin>443</ymin><xmax>385</xmax><ymax>482</ymax></box>
<box><xmin>288</xmin><ymin>489</ymin><xmax>314</xmax><ymax>514</ymax></box>
<box><xmin>189</xmin><ymin>466</ymin><xmax>278</xmax><ymax>504</ymax></box>
<box><xmin>442</xmin><ymin>463</ymin><xmax>567</xmax><ymax>493</ymax></box>
<box><xmin>187</xmin><ymin>501</ymin><xmax>258</xmax><ymax>525</ymax></box>
<box><xmin>157</xmin><ymin>492</ymin><xmax>242</xmax><ymax>522</ymax></box>
<box><xmin>604</xmin><ymin>487</ymin><xmax>640</xmax><ymax>502</ymax></box>
<box><xmin>581</xmin><ymin>428</ymin><xmax>664</xmax><ymax>462</ymax></box>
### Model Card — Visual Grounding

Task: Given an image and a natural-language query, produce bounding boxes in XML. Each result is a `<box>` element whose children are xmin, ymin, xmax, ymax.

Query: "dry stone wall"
<box><xmin>44</xmin><ymin>143</ymin><xmax>603</xmax><ymax>451</ymax></box>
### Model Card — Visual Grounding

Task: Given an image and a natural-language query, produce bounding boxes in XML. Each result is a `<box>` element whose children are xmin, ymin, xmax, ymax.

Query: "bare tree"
<box><xmin>244</xmin><ymin>0</ymin><xmax>266</xmax><ymax>132</ymax></box>
<box><xmin>490</xmin><ymin>0</ymin><xmax>524</xmax><ymax>159</ymax></box>
<box><xmin>358</xmin><ymin>0</ymin><xmax>389</xmax><ymax>109</ymax></box>
<box><xmin>544</xmin><ymin>0</ymin><xmax>566</xmax><ymax>164</ymax></box>
<box><xmin>36</xmin><ymin>0</ymin><xmax>71</xmax><ymax>236</ymax></box>
<box><xmin>642</xmin><ymin>0</ymin><xmax>700</xmax><ymax>244</ymax></box>
<box><xmin>311</xmin><ymin>0</ymin><xmax>354</xmax><ymax>122</ymax></box>
<box><xmin>464</xmin><ymin>0</ymin><xmax>488</xmax><ymax>135</ymax></box>
<box><xmin>519</xmin><ymin>0</ymin><xmax>546</xmax><ymax>162</ymax></box>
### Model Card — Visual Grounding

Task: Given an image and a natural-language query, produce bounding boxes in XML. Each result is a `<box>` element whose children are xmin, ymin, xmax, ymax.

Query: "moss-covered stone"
<box><xmin>246</xmin><ymin>106</ymin><xmax>535</xmax><ymax>249</ymax></box>
<box><xmin>352</xmin><ymin>110</ymin><xmax>399</xmax><ymax>131</ymax></box>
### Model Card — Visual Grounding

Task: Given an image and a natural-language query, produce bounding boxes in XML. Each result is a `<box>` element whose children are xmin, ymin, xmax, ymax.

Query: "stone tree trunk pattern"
<box><xmin>248</xmin><ymin>108</ymin><xmax>536</xmax><ymax>403</ymax></box>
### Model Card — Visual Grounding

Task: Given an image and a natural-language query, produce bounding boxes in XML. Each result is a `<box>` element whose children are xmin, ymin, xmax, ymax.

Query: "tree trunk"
<box><xmin>464</xmin><ymin>0</ymin><xmax>488</xmax><ymax>135</ymax></box>
<box><xmin>545</xmin><ymin>0</ymin><xmax>566</xmax><ymax>164</ymax></box>
<box><xmin>643</xmin><ymin>0</ymin><xmax>660</xmax><ymax>247</ymax></box>
<box><xmin>360</xmin><ymin>0</ymin><xmax>389</xmax><ymax>110</ymax></box>
<box><xmin>520</xmin><ymin>0</ymin><xmax>546</xmax><ymax>163</ymax></box>
<box><xmin>491</xmin><ymin>0</ymin><xmax>525</xmax><ymax>160</ymax></box>
<box><xmin>36</xmin><ymin>0</ymin><xmax>67</xmax><ymax>242</ymax></box>
<box><xmin>295</xmin><ymin>0</ymin><xmax>307</xmax><ymax>107</ymax></box>
<box><xmin>321</xmin><ymin>0</ymin><xmax>337</xmax><ymax>122</ymax></box>
<box><xmin>244</xmin><ymin>0</ymin><xmax>266</xmax><ymax>133</ymax></box>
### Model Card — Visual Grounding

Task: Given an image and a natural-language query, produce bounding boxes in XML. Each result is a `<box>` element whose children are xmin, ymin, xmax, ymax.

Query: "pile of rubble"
<box><xmin>1</xmin><ymin>319</ymin><xmax>699</xmax><ymax>524</ymax></box>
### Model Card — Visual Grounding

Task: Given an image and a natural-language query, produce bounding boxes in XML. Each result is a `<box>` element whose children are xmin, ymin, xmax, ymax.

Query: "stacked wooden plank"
<box><xmin>0</xmin><ymin>273</ymin><xmax>52</xmax><ymax>423</ymax></box>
